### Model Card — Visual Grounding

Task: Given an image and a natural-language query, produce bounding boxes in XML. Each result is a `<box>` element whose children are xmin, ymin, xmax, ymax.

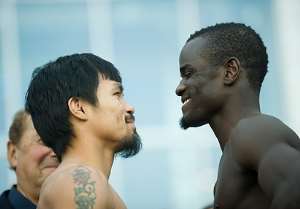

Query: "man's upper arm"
<box><xmin>231</xmin><ymin>116</ymin><xmax>300</xmax><ymax>208</ymax></box>
<box><xmin>257</xmin><ymin>143</ymin><xmax>300</xmax><ymax>197</ymax></box>
<box><xmin>38</xmin><ymin>166</ymin><xmax>111</xmax><ymax>209</ymax></box>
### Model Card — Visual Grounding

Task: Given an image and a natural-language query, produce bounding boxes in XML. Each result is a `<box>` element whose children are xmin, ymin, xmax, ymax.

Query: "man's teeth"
<box><xmin>183</xmin><ymin>99</ymin><xmax>190</xmax><ymax>105</ymax></box>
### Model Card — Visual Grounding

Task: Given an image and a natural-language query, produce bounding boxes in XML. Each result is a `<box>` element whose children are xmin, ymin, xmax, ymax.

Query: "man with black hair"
<box><xmin>25</xmin><ymin>53</ymin><xmax>142</xmax><ymax>209</ymax></box>
<box><xmin>176</xmin><ymin>22</ymin><xmax>300</xmax><ymax>209</ymax></box>
<box><xmin>0</xmin><ymin>110</ymin><xmax>58</xmax><ymax>209</ymax></box>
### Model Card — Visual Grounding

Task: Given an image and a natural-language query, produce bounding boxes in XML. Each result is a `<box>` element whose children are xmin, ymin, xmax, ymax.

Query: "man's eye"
<box><xmin>183</xmin><ymin>71</ymin><xmax>192</xmax><ymax>78</ymax></box>
<box><xmin>114</xmin><ymin>92</ymin><xmax>123</xmax><ymax>97</ymax></box>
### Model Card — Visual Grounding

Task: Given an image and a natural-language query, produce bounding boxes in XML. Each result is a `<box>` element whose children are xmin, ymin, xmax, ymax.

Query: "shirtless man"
<box><xmin>25</xmin><ymin>53</ymin><xmax>142</xmax><ymax>209</ymax></box>
<box><xmin>175</xmin><ymin>23</ymin><xmax>300</xmax><ymax>209</ymax></box>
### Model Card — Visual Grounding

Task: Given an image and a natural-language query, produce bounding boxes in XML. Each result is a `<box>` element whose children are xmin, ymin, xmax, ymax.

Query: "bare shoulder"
<box><xmin>38</xmin><ymin>165</ymin><xmax>113</xmax><ymax>209</ymax></box>
<box><xmin>229</xmin><ymin>114</ymin><xmax>300</xmax><ymax>168</ymax></box>
<box><xmin>227</xmin><ymin>115</ymin><xmax>300</xmax><ymax>207</ymax></box>
<box><xmin>231</xmin><ymin>114</ymin><xmax>299</xmax><ymax>148</ymax></box>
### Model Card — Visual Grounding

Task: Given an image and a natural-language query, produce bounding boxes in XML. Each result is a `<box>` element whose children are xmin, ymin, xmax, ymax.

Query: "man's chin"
<box><xmin>180</xmin><ymin>117</ymin><xmax>206</xmax><ymax>129</ymax></box>
<box><xmin>115</xmin><ymin>131</ymin><xmax>142</xmax><ymax>158</ymax></box>
<box><xmin>180</xmin><ymin>117</ymin><xmax>190</xmax><ymax>129</ymax></box>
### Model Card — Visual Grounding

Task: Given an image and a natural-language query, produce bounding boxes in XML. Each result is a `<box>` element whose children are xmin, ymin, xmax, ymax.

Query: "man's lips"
<box><xmin>125</xmin><ymin>114</ymin><xmax>136</xmax><ymax>130</ymax></box>
<box><xmin>41</xmin><ymin>159</ymin><xmax>59</xmax><ymax>170</ymax></box>
<box><xmin>183</xmin><ymin>98</ymin><xmax>191</xmax><ymax>106</ymax></box>
<box><xmin>181</xmin><ymin>95</ymin><xmax>191</xmax><ymax>104</ymax></box>
<box><xmin>43</xmin><ymin>165</ymin><xmax>57</xmax><ymax>169</ymax></box>
<box><xmin>181</xmin><ymin>97</ymin><xmax>191</xmax><ymax>110</ymax></box>
<box><xmin>125</xmin><ymin>115</ymin><xmax>135</xmax><ymax>123</ymax></box>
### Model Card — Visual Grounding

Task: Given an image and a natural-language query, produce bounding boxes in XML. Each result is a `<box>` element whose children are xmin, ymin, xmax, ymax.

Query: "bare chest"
<box><xmin>214</xmin><ymin>151</ymin><xmax>270</xmax><ymax>209</ymax></box>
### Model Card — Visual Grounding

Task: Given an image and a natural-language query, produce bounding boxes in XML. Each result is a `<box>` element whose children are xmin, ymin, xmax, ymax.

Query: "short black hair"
<box><xmin>187</xmin><ymin>22</ymin><xmax>268</xmax><ymax>92</ymax></box>
<box><xmin>25</xmin><ymin>53</ymin><xmax>121</xmax><ymax>161</ymax></box>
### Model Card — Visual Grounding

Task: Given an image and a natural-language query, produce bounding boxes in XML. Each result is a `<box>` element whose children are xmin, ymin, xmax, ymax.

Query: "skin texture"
<box><xmin>176</xmin><ymin>36</ymin><xmax>300</xmax><ymax>209</ymax></box>
<box><xmin>7</xmin><ymin>113</ymin><xmax>59</xmax><ymax>204</ymax></box>
<box><xmin>37</xmin><ymin>78</ymin><xmax>137</xmax><ymax>209</ymax></box>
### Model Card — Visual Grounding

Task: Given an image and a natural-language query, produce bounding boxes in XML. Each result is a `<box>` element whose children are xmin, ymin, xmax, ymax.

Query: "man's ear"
<box><xmin>7</xmin><ymin>141</ymin><xmax>17</xmax><ymax>170</ymax></box>
<box><xmin>223</xmin><ymin>57</ymin><xmax>240</xmax><ymax>85</ymax></box>
<box><xmin>68</xmin><ymin>97</ymin><xmax>88</xmax><ymax>121</ymax></box>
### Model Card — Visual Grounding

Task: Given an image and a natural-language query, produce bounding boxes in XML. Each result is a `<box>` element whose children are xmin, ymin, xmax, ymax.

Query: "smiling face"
<box><xmin>88</xmin><ymin>77</ymin><xmax>141</xmax><ymax>157</ymax></box>
<box><xmin>176</xmin><ymin>37</ymin><xmax>226</xmax><ymax>129</ymax></box>
<box><xmin>7</xmin><ymin>114</ymin><xmax>59</xmax><ymax>203</ymax></box>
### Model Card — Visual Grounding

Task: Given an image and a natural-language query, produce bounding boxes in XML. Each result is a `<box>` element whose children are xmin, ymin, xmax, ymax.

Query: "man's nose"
<box><xmin>126</xmin><ymin>103</ymin><xmax>135</xmax><ymax>114</ymax></box>
<box><xmin>175</xmin><ymin>81</ymin><xmax>186</xmax><ymax>96</ymax></box>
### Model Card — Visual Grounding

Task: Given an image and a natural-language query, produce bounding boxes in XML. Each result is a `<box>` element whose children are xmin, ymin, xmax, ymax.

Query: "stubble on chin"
<box><xmin>180</xmin><ymin>117</ymin><xmax>190</xmax><ymax>130</ymax></box>
<box><xmin>115</xmin><ymin>130</ymin><xmax>142</xmax><ymax>158</ymax></box>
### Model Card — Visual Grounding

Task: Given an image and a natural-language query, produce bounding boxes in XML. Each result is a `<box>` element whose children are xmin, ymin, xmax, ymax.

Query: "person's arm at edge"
<box><xmin>230</xmin><ymin>117</ymin><xmax>300</xmax><ymax>209</ymax></box>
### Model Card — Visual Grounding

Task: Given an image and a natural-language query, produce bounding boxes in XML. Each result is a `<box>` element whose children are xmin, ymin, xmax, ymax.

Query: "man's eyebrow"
<box><xmin>113</xmin><ymin>83</ymin><xmax>123</xmax><ymax>92</ymax></box>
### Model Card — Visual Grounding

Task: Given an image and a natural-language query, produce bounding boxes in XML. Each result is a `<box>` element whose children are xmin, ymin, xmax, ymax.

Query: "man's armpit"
<box><xmin>72</xmin><ymin>166</ymin><xmax>97</xmax><ymax>209</ymax></box>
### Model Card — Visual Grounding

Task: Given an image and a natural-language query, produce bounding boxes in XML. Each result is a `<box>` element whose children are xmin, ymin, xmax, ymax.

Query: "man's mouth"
<box><xmin>183</xmin><ymin>98</ymin><xmax>190</xmax><ymax>106</ymax></box>
<box><xmin>42</xmin><ymin>162</ymin><xmax>59</xmax><ymax>170</ymax></box>
<box><xmin>43</xmin><ymin>165</ymin><xmax>57</xmax><ymax>169</ymax></box>
<box><xmin>41</xmin><ymin>158</ymin><xmax>59</xmax><ymax>169</ymax></box>
<box><xmin>125</xmin><ymin>115</ymin><xmax>135</xmax><ymax>123</ymax></box>
<box><xmin>181</xmin><ymin>96</ymin><xmax>191</xmax><ymax>108</ymax></box>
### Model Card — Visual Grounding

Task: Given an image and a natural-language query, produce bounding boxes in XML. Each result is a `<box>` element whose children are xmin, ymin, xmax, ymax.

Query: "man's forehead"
<box><xmin>99</xmin><ymin>78</ymin><xmax>123</xmax><ymax>90</ymax></box>
<box><xmin>112</xmin><ymin>82</ymin><xmax>123</xmax><ymax>90</ymax></box>
<box><xmin>20</xmin><ymin>126</ymin><xmax>40</xmax><ymax>145</ymax></box>
<box><xmin>179</xmin><ymin>36</ymin><xmax>208</xmax><ymax>66</ymax></box>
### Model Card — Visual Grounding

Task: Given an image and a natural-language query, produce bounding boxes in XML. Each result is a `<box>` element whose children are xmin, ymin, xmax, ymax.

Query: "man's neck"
<box><xmin>209</xmin><ymin>92</ymin><xmax>261</xmax><ymax>151</ymax></box>
<box><xmin>61</xmin><ymin>138</ymin><xmax>115</xmax><ymax>179</ymax></box>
